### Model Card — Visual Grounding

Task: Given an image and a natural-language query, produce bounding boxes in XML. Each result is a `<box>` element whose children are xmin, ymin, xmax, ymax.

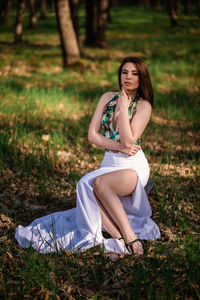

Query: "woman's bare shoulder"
<box><xmin>99</xmin><ymin>91</ymin><xmax>118</xmax><ymax>106</ymax></box>
<box><xmin>137</xmin><ymin>99</ymin><xmax>152</xmax><ymax>116</ymax></box>
<box><xmin>137</xmin><ymin>98</ymin><xmax>152</xmax><ymax>110</ymax></box>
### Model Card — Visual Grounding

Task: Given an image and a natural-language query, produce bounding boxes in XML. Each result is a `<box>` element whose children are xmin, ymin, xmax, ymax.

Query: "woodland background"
<box><xmin>0</xmin><ymin>0</ymin><xmax>200</xmax><ymax>299</ymax></box>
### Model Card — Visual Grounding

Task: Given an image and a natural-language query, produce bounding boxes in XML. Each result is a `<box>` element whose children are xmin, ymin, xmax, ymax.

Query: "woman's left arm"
<box><xmin>119</xmin><ymin>97</ymin><xmax>152</xmax><ymax>147</ymax></box>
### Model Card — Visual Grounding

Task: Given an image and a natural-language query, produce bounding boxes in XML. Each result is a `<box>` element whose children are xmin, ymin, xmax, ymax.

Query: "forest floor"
<box><xmin>0</xmin><ymin>6</ymin><xmax>200</xmax><ymax>300</ymax></box>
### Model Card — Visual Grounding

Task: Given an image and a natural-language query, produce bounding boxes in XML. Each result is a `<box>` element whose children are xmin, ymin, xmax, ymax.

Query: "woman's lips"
<box><xmin>124</xmin><ymin>82</ymin><xmax>132</xmax><ymax>85</ymax></box>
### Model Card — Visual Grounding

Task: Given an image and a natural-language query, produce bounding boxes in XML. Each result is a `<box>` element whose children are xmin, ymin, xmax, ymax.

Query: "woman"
<box><xmin>15</xmin><ymin>57</ymin><xmax>160</xmax><ymax>255</ymax></box>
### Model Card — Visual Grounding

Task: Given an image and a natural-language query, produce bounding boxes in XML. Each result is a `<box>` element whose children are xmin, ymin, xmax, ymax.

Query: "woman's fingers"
<box><xmin>120</xmin><ymin>143</ymin><xmax>141</xmax><ymax>156</ymax></box>
<box><xmin>131</xmin><ymin>145</ymin><xmax>141</xmax><ymax>151</ymax></box>
<box><xmin>121</xmin><ymin>87</ymin><xmax>128</xmax><ymax>100</ymax></box>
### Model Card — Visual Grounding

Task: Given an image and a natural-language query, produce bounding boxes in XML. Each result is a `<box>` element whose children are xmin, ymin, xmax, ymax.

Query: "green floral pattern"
<box><xmin>101</xmin><ymin>92</ymin><xmax>140</xmax><ymax>145</ymax></box>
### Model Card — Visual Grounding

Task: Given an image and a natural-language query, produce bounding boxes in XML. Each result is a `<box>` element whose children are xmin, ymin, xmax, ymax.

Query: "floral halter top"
<box><xmin>101</xmin><ymin>92</ymin><xmax>140</xmax><ymax>145</ymax></box>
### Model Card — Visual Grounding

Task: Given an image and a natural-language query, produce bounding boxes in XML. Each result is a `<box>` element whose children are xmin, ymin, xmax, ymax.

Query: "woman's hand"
<box><xmin>120</xmin><ymin>143</ymin><xmax>141</xmax><ymax>156</ymax></box>
<box><xmin>118</xmin><ymin>88</ymin><xmax>130</xmax><ymax>112</ymax></box>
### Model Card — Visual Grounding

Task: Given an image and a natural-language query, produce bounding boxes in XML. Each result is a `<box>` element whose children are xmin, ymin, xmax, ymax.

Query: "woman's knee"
<box><xmin>127</xmin><ymin>169</ymin><xmax>138</xmax><ymax>182</ymax></box>
<box><xmin>92</xmin><ymin>176</ymin><xmax>105</xmax><ymax>195</ymax></box>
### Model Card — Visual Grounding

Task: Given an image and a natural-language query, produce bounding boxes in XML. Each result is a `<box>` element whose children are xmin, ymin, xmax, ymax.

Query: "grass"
<box><xmin>0</xmin><ymin>5</ymin><xmax>200</xmax><ymax>300</ymax></box>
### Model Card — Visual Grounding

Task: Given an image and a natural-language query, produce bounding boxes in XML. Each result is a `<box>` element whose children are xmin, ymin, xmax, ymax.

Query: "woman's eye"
<box><xmin>122</xmin><ymin>71</ymin><xmax>138</xmax><ymax>75</ymax></box>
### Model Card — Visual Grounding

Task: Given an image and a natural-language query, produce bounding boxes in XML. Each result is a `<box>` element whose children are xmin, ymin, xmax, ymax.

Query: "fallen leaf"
<box><xmin>164</xmin><ymin>228</ymin><xmax>176</xmax><ymax>241</ymax></box>
<box><xmin>42</xmin><ymin>134</ymin><xmax>50</xmax><ymax>142</ymax></box>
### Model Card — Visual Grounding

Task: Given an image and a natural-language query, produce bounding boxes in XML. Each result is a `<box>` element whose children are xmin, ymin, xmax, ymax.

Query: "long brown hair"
<box><xmin>118</xmin><ymin>57</ymin><xmax>154</xmax><ymax>107</ymax></box>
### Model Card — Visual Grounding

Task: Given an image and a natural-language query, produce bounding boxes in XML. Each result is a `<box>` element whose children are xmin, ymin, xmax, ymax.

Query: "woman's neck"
<box><xmin>125</xmin><ymin>89</ymin><xmax>137</xmax><ymax>100</ymax></box>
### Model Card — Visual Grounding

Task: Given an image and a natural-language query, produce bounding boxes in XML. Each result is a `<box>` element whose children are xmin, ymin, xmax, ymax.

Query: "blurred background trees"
<box><xmin>168</xmin><ymin>0</ymin><xmax>179</xmax><ymax>27</ymax></box>
<box><xmin>0</xmin><ymin>0</ymin><xmax>12</xmax><ymax>23</ymax></box>
<box><xmin>14</xmin><ymin>0</ymin><xmax>26</xmax><ymax>43</ymax></box>
<box><xmin>0</xmin><ymin>0</ymin><xmax>199</xmax><ymax>67</ymax></box>
<box><xmin>85</xmin><ymin>0</ymin><xmax>109</xmax><ymax>47</ymax></box>
<box><xmin>55</xmin><ymin>0</ymin><xmax>80</xmax><ymax>66</ymax></box>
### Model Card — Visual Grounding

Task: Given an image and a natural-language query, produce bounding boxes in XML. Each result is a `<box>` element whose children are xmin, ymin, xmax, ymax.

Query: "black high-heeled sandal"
<box><xmin>118</xmin><ymin>237</ymin><xmax>124</xmax><ymax>241</ymax></box>
<box><xmin>126</xmin><ymin>238</ymin><xmax>144</xmax><ymax>255</ymax></box>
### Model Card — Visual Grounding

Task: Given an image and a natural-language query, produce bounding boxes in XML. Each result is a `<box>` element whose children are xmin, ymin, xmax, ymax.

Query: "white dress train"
<box><xmin>15</xmin><ymin>150</ymin><xmax>160</xmax><ymax>254</ymax></box>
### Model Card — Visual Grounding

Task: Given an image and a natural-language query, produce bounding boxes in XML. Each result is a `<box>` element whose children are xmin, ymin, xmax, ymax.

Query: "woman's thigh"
<box><xmin>93</xmin><ymin>169</ymin><xmax>138</xmax><ymax>197</ymax></box>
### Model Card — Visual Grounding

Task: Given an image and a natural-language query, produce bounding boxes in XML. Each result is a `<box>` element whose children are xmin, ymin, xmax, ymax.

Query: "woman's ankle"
<box><xmin>124</xmin><ymin>233</ymin><xmax>138</xmax><ymax>245</ymax></box>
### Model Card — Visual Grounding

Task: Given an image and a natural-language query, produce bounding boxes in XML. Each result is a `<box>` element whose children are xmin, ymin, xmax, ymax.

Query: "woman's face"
<box><xmin>120</xmin><ymin>62</ymin><xmax>139</xmax><ymax>92</ymax></box>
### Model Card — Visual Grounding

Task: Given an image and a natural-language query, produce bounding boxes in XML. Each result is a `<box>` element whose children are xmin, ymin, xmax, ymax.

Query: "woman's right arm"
<box><xmin>88</xmin><ymin>92</ymin><xmax>140</xmax><ymax>155</ymax></box>
<box><xmin>88</xmin><ymin>92</ymin><xmax>123</xmax><ymax>152</ymax></box>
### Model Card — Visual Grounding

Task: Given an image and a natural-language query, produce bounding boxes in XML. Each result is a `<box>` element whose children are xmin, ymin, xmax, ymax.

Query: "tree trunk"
<box><xmin>40</xmin><ymin>0</ymin><xmax>47</xmax><ymax>19</ymax></box>
<box><xmin>0</xmin><ymin>0</ymin><xmax>12</xmax><ymax>23</ymax></box>
<box><xmin>14</xmin><ymin>0</ymin><xmax>26</xmax><ymax>43</ymax></box>
<box><xmin>184</xmin><ymin>0</ymin><xmax>191</xmax><ymax>14</ymax></box>
<box><xmin>107</xmin><ymin>0</ymin><xmax>112</xmax><ymax>23</ymax></box>
<box><xmin>138</xmin><ymin>0</ymin><xmax>143</xmax><ymax>7</ymax></box>
<box><xmin>197</xmin><ymin>0</ymin><xmax>200</xmax><ymax>17</ymax></box>
<box><xmin>111</xmin><ymin>0</ymin><xmax>120</xmax><ymax>6</ymax></box>
<box><xmin>28</xmin><ymin>0</ymin><xmax>37</xmax><ymax>28</ymax></box>
<box><xmin>69</xmin><ymin>0</ymin><xmax>80</xmax><ymax>48</ymax></box>
<box><xmin>168</xmin><ymin>0</ymin><xmax>179</xmax><ymax>27</ymax></box>
<box><xmin>143</xmin><ymin>0</ymin><xmax>150</xmax><ymax>8</ymax></box>
<box><xmin>155</xmin><ymin>0</ymin><xmax>161</xmax><ymax>12</ymax></box>
<box><xmin>51</xmin><ymin>0</ymin><xmax>55</xmax><ymax>12</ymax></box>
<box><xmin>174</xmin><ymin>0</ymin><xmax>180</xmax><ymax>15</ymax></box>
<box><xmin>96</xmin><ymin>0</ymin><xmax>109</xmax><ymax>48</ymax></box>
<box><xmin>55</xmin><ymin>0</ymin><xmax>80</xmax><ymax>67</ymax></box>
<box><xmin>85</xmin><ymin>0</ymin><xmax>98</xmax><ymax>46</ymax></box>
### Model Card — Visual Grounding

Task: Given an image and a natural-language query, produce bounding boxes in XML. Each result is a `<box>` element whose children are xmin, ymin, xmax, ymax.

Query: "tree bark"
<box><xmin>85</xmin><ymin>0</ymin><xmax>98</xmax><ymax>46</ymax></box>
<box><xmin>96</xmin><ymin>0</ymin><xmax>109</xmax><ymax>48</ymax></box>
<box><xmin>184</xmin><ymin>0</ymin><xmax>191</xmax><ymax>14</ymax></box>
<box><xmin>85</xmin><ymin>0</ymin><xmax>108</xmax><ymax>48</ymax></box>
<box><xmin>14</xmin><ymin>0</ymin><xmax>26</xmax><ymax>43</ymax></box>
<box><xmin>168</xmin><ymin>0</ymin><xmax>179</xmax><ymax>27</ymax></box>
<box><xmin>155</xmin><ymin>0</ymin><xmax>161</xmax><ymax>12</ymax></box>
<box><xmin>69</xmin><ymin>0</ymin><xmax>80</xmax><ymax>48</ymax></box>
<box><xmin>197</xmin><ymin>0</ymin><xmax>200</xmax><ymax>17</ymax></box>
<box><xmin>143</xmin><ymin>0</ymin><xmax>150</xmax><ymax>8</ymax></box>
<box><xmin>55</xmin><ymin>0</ymin><xmax>80</xmax><ymax>67</ymax></box>
<box><xmin>174</xmin><ymin>0</ymin><xmax>180</xmax><ymax>15</ymax></box>
<box><xmin>28</xmin><ymin>0</ymin><xmax>37</xmax><ymax>28</ymax></box>
<box><xmin>110</xmin><ymin>0</ymin><xmax>120</xmax><ymax>6</ymax></box>
<box><xmin>138</xmin><ymin>0</ymin><xmax>143</xmax><ymax>7</ymax></box>
<box><xmin>107</xmin><ymin>0</ymin><xmax>112</xmax><ymax>23</ymax></box>
<box><xmin>0</xmin><ymin>0</ymin><xmax>12</xmax><ymax>23</ymax></box>
<box><xmin>40</xmin><ymin>0</ymin><xmax>47</xmax><ymax>19</ymax></box>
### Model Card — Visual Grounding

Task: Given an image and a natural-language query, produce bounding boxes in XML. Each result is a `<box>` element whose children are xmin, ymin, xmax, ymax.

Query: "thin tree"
<box><xmin>143</xmin><ymin>0</ymin><xmax>150</xmax><ymax>8</ymax></box>
<box><xmin>14</xmin><ymin>0</ymin><xmax>26</xmax><ymax>43</ymax></box>
<box><xmin>107</xmin><ymin>0</ymin><xmax>112</xmax><ymax>23</ymax></box>
<box><xmin>184</xmin><ymin>0</ymin><xmax>191</xmax><ymax>14</ymax></box>
<box><xmin>85</xmin><ymin>0</ymin><xmax>109</xmax><ymax>48</ymax></box>
<box><xmin>54</xmin><ymin>0</ymin><xmax>80</xmax><ymax>67</ymax></box>
<box><xmin>111</xmin><ymin>0</ymin><xmax>120</xmax><ymax>6</ymax></box>
<box><xmin>40</xmin><ymin>0</ymin><xmax>47</xmax><ymax>19</ymax></box>
<box><xmin>155</xmin><ymin>0</ymin><xmax>161</xmax><ymax>12</ymax></box>
<box><xmin>138</xmin><ymin>0</ymin><xmax>143</xmax><ymax>7</ymax></box>
<box><xmin>175</xmin><ymin>0</ymin><xmax>180</xmax><ymax>15</ymax></box>
<box><xmin>168</xmin><ymin>0</ymin><xmax>179</xmax><ymax>27</ymax></box>
<box><xmin>85</xmin><ymin>0</ymin><xmax>98</xmax><ymax>46</ymax></box>
<box><xmin>28</xmin><ymin>0</ymin><xmax>37</xmax><ymax>28</ymax></box>
<box><xmin>0</xmin><ymin>0</ymin><xmax>12</xmax><ymax>23</ymax></box>
<box><xmin>69</xmin><ymin>0</ymin><xmax>80</xmax><ymax>48</ymax></box>
<box><xmin>96</xmin><ymin>0</ymin><xmax>109</xmax><ymax>48</ymax></box>
<box><xmin>197</xmin><ymin>0</ymin><xmax>200</xmax><ymax>17</ymax></box>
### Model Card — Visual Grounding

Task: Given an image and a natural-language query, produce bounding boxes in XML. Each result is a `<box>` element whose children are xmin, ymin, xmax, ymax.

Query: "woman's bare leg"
<box><xmin>93</xmin><ymin>191</ymin><xmax>124</xmax><ymax>241</ymax></box>
<box><xmin>92</xmin><ymin>169</ymin><xmax>143</xmax><ymax>255</ymax></box>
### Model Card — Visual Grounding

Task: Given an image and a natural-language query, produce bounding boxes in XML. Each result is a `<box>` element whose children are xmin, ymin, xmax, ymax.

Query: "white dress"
<box><xmin>15</xmin><ymin>150</ymin><xmax>160</xmax><ymax>255</ymax></box>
